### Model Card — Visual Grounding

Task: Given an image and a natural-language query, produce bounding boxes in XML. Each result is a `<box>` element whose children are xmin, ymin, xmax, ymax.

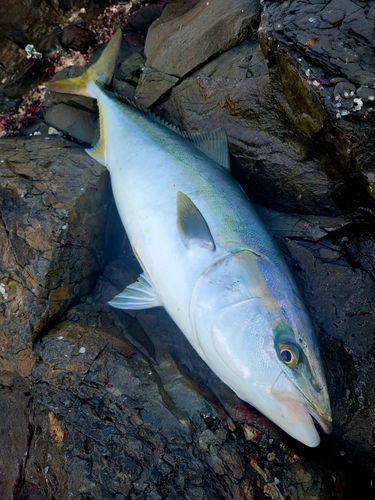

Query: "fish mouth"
<box><xmin>306</xmin><ymin>405</ymin><xmax>332</xmax><ymax>435</ymax></box>
<box><xmin>271</xmin><ymin>371</ymin><xmax>332</xmax><ymax>444</ymax></box>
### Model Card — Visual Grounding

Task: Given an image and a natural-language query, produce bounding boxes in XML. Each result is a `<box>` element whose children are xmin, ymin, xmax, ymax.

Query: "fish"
<box><xmin>45</xmin><ymin>29</ymin><xmax>332</xmax><ymax>447</ymax></box>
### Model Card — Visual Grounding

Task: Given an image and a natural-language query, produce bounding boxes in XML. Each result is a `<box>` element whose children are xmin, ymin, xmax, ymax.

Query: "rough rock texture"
<box><xmin>1</xmin><ymin>0</ymin><xmax>375</xmax><ymax>498</ymax></box>
<box><xmin>143</xmin><ymin>0</ymin><xmax>261</xmax><ymax>78</ymax></box>
<box><xmin>0</xmin><ymin>136</ymin><xmax>115</xmax><ymax>371</ymax></box>
<box><xmin>0</xmin><ymin>0</ymin><xmax>89</xmax><ymax>82</ymax></box>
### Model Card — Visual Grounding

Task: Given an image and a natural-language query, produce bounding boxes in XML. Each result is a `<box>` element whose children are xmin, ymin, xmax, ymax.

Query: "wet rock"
<box><xmin>255</xmin><ymin>206</ymin><xmax>352</xmax><ymax>242</ymax></box>
<box><xmin>44</xmin><ymin>103</ymin><xmax>98</xmax><ymax>145</ymax></box>
<box><xmin>0</xmin><ymin>135</ymin><xmax>114</xmax><ymax>364</ymax></box>
<box><xmin>144</xmin><ymin>0</ymin><xmax>261</xmax><ymax>79</ymax></box>
<box><xmin>61</xmin><ymin>25</ymin><xmax>96</xmax><ymax>53</ymax></box>
<box><xmin>127</xmin><ymin>3</ymin><xmax>165</xmax><ymax>37</ymax></box>
<box><xmin>274</xmin><ymin>222</ymin><xmax>375</xmax><ymax>475</ymax></box>
<box><xmin>136</xmin><ymin>68</ymin><xmax>179</xmax><ymax>108</ymax></box>
<box><xmin>2</xmin><ymin>58</ymin><xmax>50</xmax><ymax>99</ymax></box>
<box><xmin>121</xmin><ymin>51</ymin><xmax>145</xmax><ymax>84</ymax></box>
<box><xmin>0</xmin><ymin>374</ymin><xmax>31</xmax><ymax>500</ymax></box>
<box><xmin>0</xmin><ymin>0</ymin><xmax>89</xmax><ymax>82</ymax></box>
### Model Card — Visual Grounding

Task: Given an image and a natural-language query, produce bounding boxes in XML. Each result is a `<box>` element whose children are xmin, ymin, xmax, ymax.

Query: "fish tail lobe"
<box><xmin>44</xmin><ymin>29</ymin><xmax>122</xmax><ymax>97</ymax></box>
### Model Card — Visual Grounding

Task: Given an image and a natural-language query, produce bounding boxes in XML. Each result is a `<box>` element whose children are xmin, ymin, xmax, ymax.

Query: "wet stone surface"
<box><xmin>262</xmin><ymin>0</ymin><xmax>375</xmax><ymax>88</ymax></box>
<box><xmin>0</xmin><ymin>136</ymin><xmax>114</xmax><ymax>368</ymax></box>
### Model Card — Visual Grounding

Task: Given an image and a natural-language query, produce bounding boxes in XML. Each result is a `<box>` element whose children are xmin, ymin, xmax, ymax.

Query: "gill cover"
<box><xmin>190</xmin><ymin>249</ymin><xmax>271</xmax><ymax>378</ymax></box>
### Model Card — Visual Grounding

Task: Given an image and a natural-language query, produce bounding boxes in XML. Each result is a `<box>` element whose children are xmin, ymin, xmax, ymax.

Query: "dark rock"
<box><xmin>3</xmin><ymin>58</ymin><xmax>50</xmax><ymax>99</ymax></box>
<box><xmin>136</xmin><ymin>68</ymin><xmax>178</xmax><ymax>108</ymax></box>
<box><xmin>127</xmin><ymin>4</ymin><xmax>165</xmax><ymax>37</ymax></box>
<box><xmin>0</xmin><ymin>135</ymin><xmax>115</xmax><ymax>360</ymax></box>
<box><xmin>44</xmin><ymin>103</ymin><xmax>98</xmax><ymax>144</ymax></box>
<box><xmin>0</xmin><ymin>375</ymin><xmax>30</xmax><ymax>499</ymax></box>
<box><xmin>37</xmin><ymin>27</ymin><xmax>63</xmax><ymax>58</ymax></box>
<box><xmin>144</xmin><ymin>0</ymin><xmax>261</xmax><ymax>79</ymax></box>
<box><xmin>0</xmin><ymin>0</ymin><xmax>89</xmax><ymax>82</ymax></box>
<box><xmin>262</xmin><ymin>0</ymin><xmax>375</xmax><ymax>87</ymax></box>
<box><xmin>121</xmin><ymin>51</ymin><xmax>145</xmax><ymax>84</ymax></box>
<box><xmin>61</xmin><ymin>25</ymin><xmax>96</xmax><ymax>53</ymax></box>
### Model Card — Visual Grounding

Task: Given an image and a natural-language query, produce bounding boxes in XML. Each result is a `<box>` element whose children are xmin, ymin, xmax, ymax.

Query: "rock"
<box><xmin>127</xmin><ymin>4</ymin><xmax>165</xmax><ymax>37</ymax></box>
<box><xmin>0</xmin><ymin>0</ymin><xmax>89</xmax><ymax>82</ymax></box>
<box><xmin>121</xmin><ymin>51</ymin><xmax>145</xmax><ymax>84</ymax></box>
<box><xmin>2</xmin><ymin>58</ymin><xmax>50</xmax><ymax>99</ymax></box>
<box><xmin>255</xmin><ymin>206</ymin><xmax>352</xmax><ymax>242</ymax></box>
<box><xmin>61</xmin><ymin>25</ymin><xmax>96</xmax><ymax>53</ymax></box>
<box><xmin>0</xmin><ymin>135</ymin><xmax>116</xmax><ymax>369</ymax></box>
<box><xmin>136</xmin><ymin>68</ymin><xmax>179</xmax><ymax>108</ymax></box>
<box><xmin>144</xmin><ymin>0</ymin><xmax>261</xmax><ymax>79</ymax></box>
<box><xmin>0</xmin><ymin>374</ymin><xmax>31</xmax><ymax>500</ymax></box>
<box><xmin>44</xmin><ymin>103</ymin><xmax>98</xmax><ymax>144</ymax></box>
<box><xmin>262</xmin><ymin>0</ymin><xmax>375</xmax><ymax>88</ymax></box>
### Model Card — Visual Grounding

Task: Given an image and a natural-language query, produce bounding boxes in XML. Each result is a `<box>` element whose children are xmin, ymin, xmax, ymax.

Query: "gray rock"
<box><xmin>144</xmin><ymin>0</ymin><xmax>261</xmax><ymax>78</ymax></box>
<box><xmin>0</xmin><ymin>0</ymin><xmax>89</xmax><ymax>83</ymax></box>
<box><xmin>262</xmin><ymin>0</ymin><xmax>375</xmax><ymax>87</ymax></box>
<box><xmin>0</xmin><ymin>136</ymin><xmax>115</xmax><ymax>355</ymax></box>
<box><xmin>136</xmin><ymin>68</ymin><xmax>179</xmax><ymax>108</ymax></box>
<box><xmin>121</xmin><ymin>52</ymin><xmax>145</xmax><ymax>84</ymax></box>
<box><xmin>45</xmin><ymin>103</ymin><xmax>98</xmax><ymax>144</ymax></box>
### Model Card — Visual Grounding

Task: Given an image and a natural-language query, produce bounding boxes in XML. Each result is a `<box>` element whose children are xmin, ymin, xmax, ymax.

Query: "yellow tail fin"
<box><xmin>44</xmin><ymin>29</ymin><xmax>122</xmax><ymax>97</ymax></box>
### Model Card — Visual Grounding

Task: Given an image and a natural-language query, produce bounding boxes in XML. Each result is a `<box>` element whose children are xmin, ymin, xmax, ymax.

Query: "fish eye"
<box><xmin>278</xmin><ymin>342</ymin><xmax>300</xmax><ymax>368</ymax></box>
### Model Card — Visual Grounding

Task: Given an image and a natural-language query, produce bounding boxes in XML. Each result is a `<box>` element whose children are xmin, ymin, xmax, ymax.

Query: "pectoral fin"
<box><xmin>177</xmin><ymin>191</ymin><xmax>215</xmax><ymax>251</ymax></box>
<box><xmin>108</xmin><ymin>273</ymin><xmax>162</xmax><ymax>310</ymax></box>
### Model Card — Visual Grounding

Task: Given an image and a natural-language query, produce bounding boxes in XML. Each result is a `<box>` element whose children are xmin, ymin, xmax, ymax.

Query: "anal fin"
<box><xmin>108</xmin><ymin>273</ymin><xmax>162</xmax><ymax>310</ymax></box>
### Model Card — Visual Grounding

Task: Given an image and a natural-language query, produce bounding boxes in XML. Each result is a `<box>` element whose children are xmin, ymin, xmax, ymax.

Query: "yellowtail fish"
<box><xmin>45</xmin><ymin>29</ymin><xmax>332</xmax><ymax>446</ymax></box>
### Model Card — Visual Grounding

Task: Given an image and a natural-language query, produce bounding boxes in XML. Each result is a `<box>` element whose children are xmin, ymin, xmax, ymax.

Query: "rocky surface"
<box><xmin>0</xmin><ymin>0</ymin><xmax>89</xmax><ymax>84</ymax></box>
<box><xmin>1</xmin><ymin>0</ymin><xmax>375</xmax><ymax>498</ymax></box>
<box><xmin>0</xmin><ymin>136</ymin><xmax>116</xmax><ymax>372</ymax></box>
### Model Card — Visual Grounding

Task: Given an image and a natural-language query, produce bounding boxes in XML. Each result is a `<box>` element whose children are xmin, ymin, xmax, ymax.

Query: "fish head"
<box><xmin>190</xmin><ymin>249</ymin><xmax>332</xmax><ymax>447</ymax></box>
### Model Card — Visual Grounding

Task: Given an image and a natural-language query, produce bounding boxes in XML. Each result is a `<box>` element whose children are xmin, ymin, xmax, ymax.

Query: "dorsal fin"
<box><xmin>177</xmin><ymin>191</ymin><xmax>215</xmax><ymax>251</ymax></box>
<box><xmin>116</xmin><ymin>95</ymin><xmax>230</xmax><ymax>170</ymax></box>
<box><xmin>185</xmin><ymin>128</ymin><xmax>230</xmax><ymax>170</ymax></box>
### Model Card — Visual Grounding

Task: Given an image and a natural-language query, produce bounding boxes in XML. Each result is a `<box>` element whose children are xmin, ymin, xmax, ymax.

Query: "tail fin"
<box><xmin>44</xmin><ymin>29</ymin><xmax>122</xmax><ymax>97</ymax></box>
